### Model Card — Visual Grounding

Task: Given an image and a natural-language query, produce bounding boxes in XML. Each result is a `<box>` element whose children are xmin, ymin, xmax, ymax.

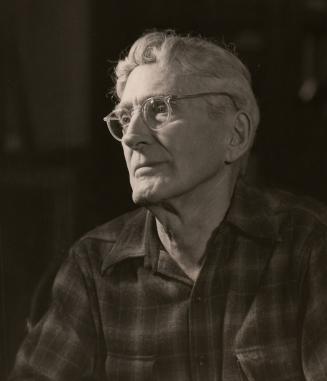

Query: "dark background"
<box><xmin>1</xmin><ymin>0</ymin><xmax>327</xmax><ymax>377</ymax></box>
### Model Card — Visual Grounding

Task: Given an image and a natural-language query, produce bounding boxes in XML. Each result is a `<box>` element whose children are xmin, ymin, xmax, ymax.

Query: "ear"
<box><xmin>225</xmin><ymin>111</ymin><xmax>253</xmax><ymax>164</ymax></box>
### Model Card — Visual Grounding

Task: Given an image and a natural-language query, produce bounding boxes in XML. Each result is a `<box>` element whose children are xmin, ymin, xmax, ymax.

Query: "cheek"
<box><xmin>176</xmin><ymin>135</ymin><xmax>227</xmax><ymax>174</ymax></box>
<box><xmin>122</xmin><ymin>146</ymin><xmax>132</xmax><ymax>172</ymax></box>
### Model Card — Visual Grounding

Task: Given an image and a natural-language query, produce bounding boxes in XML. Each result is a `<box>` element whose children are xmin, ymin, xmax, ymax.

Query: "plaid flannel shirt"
<box><xmin>10</xmin><ymin>180</ymin><xmax>327</xmax><ymax>380</ymax></box>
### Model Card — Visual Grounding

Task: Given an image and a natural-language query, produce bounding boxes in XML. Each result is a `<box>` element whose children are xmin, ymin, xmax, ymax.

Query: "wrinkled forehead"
<box><xmin>120</xmin><ymin>64</ymin><xmax>183</xmax><ymax>104</ymax></box>
<box><xmin>119</xmin><ymin>63</ymin><xmax>225</xmax><ymax>106</ymax></box>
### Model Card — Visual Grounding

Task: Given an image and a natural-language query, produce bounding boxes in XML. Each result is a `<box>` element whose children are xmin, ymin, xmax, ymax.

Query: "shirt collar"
<box><xmin>225</xmin><ymin>179</ymin><xmax>281</xmax><ymax>242</ymax></box>
<box><xmin>101</xmin><ymin>209</ymin><xmax>158</xmax><ymax>274</ymax></box>
<box><xmin>101</xmin><ymin>179</ymin><xmax>281</xmax><ymax>273</ymax></box>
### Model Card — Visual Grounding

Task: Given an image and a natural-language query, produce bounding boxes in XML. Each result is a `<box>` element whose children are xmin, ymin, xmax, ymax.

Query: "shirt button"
<box><xmin>195</xmin><ymin>295</ymin><xmax>202</xmax><ymax>302</ymax></box>
<box><xmin>199</xmin><ymin>354</ymin><xmax>206</xmax><ymax>366</ymax></box>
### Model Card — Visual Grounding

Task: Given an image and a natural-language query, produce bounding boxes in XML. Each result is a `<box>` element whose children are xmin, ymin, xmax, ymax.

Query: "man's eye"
<box><xmin>119</xmin><ymin>113</ymin><xmax>131</xmax><ymax>126</ymax></box>
<box><xmin>149</xmin><ymin>99</ymin><xmax>168</xmax><ymax>123</ymax></box>
<box><xmin>154</xmin><ymin>103</ymin><xmax>167</xmax><ymax>114</ymax></box>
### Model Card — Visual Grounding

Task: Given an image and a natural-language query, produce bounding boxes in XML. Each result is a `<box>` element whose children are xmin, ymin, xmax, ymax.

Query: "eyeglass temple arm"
<box><xmin>171</xmin><ymin>92</ymin><xmax>239</xmax><ymax>110</ymax></box>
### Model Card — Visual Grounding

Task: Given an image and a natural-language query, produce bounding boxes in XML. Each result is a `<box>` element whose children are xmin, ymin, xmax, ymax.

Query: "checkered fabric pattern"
<box><xmin>10</xmin><ymin>180</ymin><xmax>327</xmax><ymax>380</ymax></box>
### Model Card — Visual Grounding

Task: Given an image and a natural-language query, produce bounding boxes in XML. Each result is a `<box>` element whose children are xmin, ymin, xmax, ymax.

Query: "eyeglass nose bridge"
<box><xmin>130</xmin><ymin>104</ymin><xmax>142</xmax><ymax>118</ymax></box>
<box><xmin>127</xmin><ymin>104</ymin><xmax>148</xmax><ymax>130</ymax></box>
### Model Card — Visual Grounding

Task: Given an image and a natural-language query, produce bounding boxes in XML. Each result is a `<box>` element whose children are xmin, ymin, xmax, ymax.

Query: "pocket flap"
<box><xmin>106</xmin><ymin>352</ymin><xmax>155</xmax><ymax>381</ymax></box>
<box><xmin>235</xmin><ymin>340</ymin><xmax>303</xmax><ymax>381</ymax></box>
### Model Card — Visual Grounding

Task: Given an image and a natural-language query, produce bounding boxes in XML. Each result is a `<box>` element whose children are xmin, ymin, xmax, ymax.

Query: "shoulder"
<box><xmin>231</xmin><ymin>180</ymin><xmax>327</xmax><ymax>243</ymax></box>
<box><xmin>238</xmin><ymin>181</ymin><xmax>327</xmax><ymax>287</ymax></box>
<box><xmin>262</xmin><ymin>185</ymin><xmax>327</xmax><ymax>229</ymax></box>
<box><xmin>250</xmin><ymin>183</ymin><xmax>327</xmax><ymax>255</ymax></box>
<box><xmin>234</xmin><ymin>179</ymin><xmax>327</xmax><ymax>248</ymax></box>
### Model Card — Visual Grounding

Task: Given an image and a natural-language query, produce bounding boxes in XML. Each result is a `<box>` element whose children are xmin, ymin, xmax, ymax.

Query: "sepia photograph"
<box><xmin>1</xmin><ymin>0</ymin><xmax>327</xmax><ymax>380</ymax></box>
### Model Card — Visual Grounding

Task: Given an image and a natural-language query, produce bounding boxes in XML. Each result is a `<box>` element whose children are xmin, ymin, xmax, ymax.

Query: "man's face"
<box><xmin>119</xmin><ymin>63</ymin><xmax>234</xmax><ymax>205</ymax></box>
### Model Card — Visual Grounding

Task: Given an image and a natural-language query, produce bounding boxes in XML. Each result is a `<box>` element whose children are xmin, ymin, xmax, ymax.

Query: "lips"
<box><xmin>134</xmin><ymin>162</ymin><xmax>163</xmax><ymax>174</ymax></box>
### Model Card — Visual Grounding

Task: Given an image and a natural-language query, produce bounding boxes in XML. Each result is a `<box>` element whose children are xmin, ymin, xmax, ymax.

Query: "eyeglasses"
<box><xmin>103</xmin><ymin>92</ymin><xmax>238</xmax><ymax>141</ymax></box>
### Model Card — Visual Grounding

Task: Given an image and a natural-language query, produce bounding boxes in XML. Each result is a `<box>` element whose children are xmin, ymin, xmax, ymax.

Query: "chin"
<box><xmin>132</xmin><ymin>189</ymin><xmax>161</xmax><ymax>206</ymax></box>
<box><xmin>131</xmin><ymin>181</ymin><xmax>168</xmax><ymax>206</ymax></box>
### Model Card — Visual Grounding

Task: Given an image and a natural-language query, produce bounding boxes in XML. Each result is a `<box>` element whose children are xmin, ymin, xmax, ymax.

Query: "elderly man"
<box><xmin>10</xmin><ymin>31</ymin><xmax>327</xmax><ymax>380</ymax></box>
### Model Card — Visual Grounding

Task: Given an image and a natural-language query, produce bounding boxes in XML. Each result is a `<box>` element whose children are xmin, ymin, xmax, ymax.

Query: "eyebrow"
<box><xmin>114</xmin><ymin>100</ymin><xmax>132</xmax><ymax>110</ymax></box>
<box><xmin>116</xmin><ymin>93</ymin><xmax>167</xmax><ymax>110</ymax></box>
<box><xmin>116</xmin><ymin>95</ymin><xmax>145</xmax><ymax>110</ymax></box>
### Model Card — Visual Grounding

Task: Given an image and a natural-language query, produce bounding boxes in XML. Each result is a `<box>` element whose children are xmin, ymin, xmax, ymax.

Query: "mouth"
<box><xmin>134</xmin><ymin>162</ymin><xmax>164</xmax><ymax>175</ymax></box>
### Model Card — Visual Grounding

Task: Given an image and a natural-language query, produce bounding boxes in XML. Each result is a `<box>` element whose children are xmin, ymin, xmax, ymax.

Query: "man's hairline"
<box><xmin>116</xmin><ymin>62</ymin><xmax>247</xmax><ymax>104</ymax></box>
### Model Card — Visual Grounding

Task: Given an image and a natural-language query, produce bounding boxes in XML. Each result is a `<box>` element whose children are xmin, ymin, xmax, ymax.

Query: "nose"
<box><xmin>122</xmin><ymin>111</ymin><xmax>152</xmax><ymax>149</ymax></box>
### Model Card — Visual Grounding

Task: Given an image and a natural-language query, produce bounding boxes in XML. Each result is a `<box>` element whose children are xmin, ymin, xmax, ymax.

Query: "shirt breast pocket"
<box><xmin>105</xmin><ymin>352</ymin><xmax>155</xmax><ymax>381</ymax></box>
<box><xmin>235</xmin><ymin>340</ymin><xmax>304</xmax><ymax>381</ymax></box>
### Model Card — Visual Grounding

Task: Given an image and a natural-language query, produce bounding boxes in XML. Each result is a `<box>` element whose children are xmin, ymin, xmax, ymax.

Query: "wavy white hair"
<box><xmin>114</xmin><ymin>30</ymin><xmax>260</xmax><ymax>133</ymax></box>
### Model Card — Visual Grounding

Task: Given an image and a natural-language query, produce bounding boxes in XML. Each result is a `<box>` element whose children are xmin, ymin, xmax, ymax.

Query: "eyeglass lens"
<box><xmin>108</xmin><ymin>118</ymin><xmax>122</xmax><ymax>140</ymax></box>
<box><xmin>108</xmin><ymin>97</ymin><xmax>171</xmax><ymax>140</ymax></box>
<box><xmin>143</xmin><ymin>97</ymin><xmax>170</xmax><ymax>129</ymax></box>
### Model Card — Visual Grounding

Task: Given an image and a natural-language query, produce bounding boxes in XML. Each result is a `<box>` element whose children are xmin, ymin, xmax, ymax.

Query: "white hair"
<box><xmin>114</xmin><ymin>30</ymin><xmax>260</xmax><ymax>132</ymax></box>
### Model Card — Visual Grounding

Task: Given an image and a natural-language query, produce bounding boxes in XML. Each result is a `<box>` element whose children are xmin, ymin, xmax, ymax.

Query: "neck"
<box><xmin>148</xmin><ymin>167</ymin><xmax>239</xmax><ymax>280</ymax></box>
